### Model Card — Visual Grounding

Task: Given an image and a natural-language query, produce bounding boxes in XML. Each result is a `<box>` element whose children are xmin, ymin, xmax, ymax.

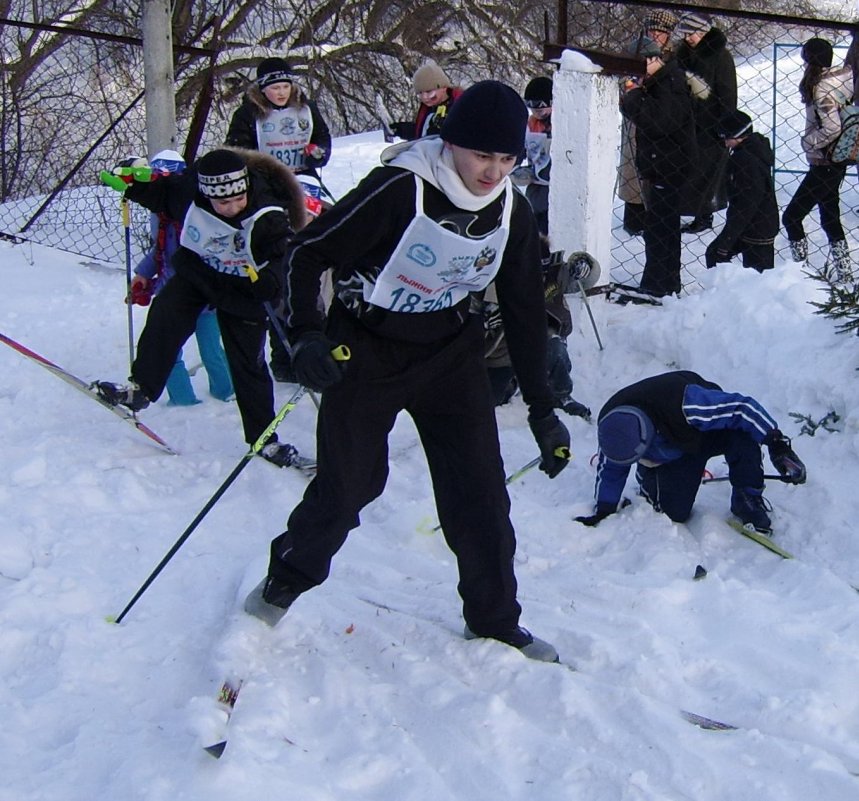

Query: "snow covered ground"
<box><xmin>2</xmin><ymin>132</ymin><xmax>859</xmax><ymax>801</ymax></box>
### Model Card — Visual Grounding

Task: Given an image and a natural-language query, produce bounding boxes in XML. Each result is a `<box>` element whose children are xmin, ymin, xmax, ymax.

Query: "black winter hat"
<box><xmin>197</xmin><ymin>149</ymin><xmax>249</xmax><ymax>199</ymax></box>
<box><xmin>717</xmin><ymin>110</ymin><xmax>753</xmax><ymax>140</ymax></box>
<box><xmin>256</xmin><ymin>57</ymin><xmax>292</xmax><ymax>89</ymax></box>
<box><xmin>802</xmin><ymin>38</ymin><xmax>833</xmax><ymax>68</ymax></box>
<box><xmin>440</xmin><ymin>80</ymin><xmax>527</xmax><ymax>156</ymax></box>
<box><xmin>524</xmin><ymin>76</ymin><xmax>553</xmax><ymax>108</ymax></box>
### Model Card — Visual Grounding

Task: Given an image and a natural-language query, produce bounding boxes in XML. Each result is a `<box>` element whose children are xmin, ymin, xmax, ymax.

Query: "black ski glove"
<box><xmin>292</xmin><ymin>331</ymin><xmax>347</xmax><ymax>391</ymax></box>
<box><xmin>705</xmin><ymin>241</ymin><xmax>730</xmax><ymax>269</ymax></box>
<box><xmin>247</xmin><ymin>266</ymin><xmax>280</xmax><ymax>302</ymax></box>
<box><xmin>764</xmin><ymin>429</ymin><xmax>807</xmax><ymax>484</ymax></box>
<box><xmin>574</xmin><ymin>502</ymin><xmax>616</xmax><ymax>527</ymax></box>
<box><xmin>528</xmin><ymin>411</ymin><xmax>571</xmax><ymax>478</ymax></box>
<box><xmin>557</xmin><ymin>397</ymin><xmax>592</xmax><ymax>421</ymax></box>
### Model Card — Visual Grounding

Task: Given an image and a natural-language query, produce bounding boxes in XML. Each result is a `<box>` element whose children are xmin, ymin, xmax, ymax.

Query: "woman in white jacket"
<box><xmin>783</xmin><ymin>37</ymin><xmax>854</xmax><ymax>284</ymax></box>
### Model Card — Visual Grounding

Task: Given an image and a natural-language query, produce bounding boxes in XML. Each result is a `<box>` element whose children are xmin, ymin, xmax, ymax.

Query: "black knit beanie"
<box><xmin>802</xmin><ymin>38</ymin><xmax>833</xmax><ymax>68</ymax></box>
<box><xmin>717</xmin><ymin>110</ymin><xmax>753</xmax><ymax>140</ymax></box>
<box><xmin>440</xmin><ymin>80</ymin><xmax>527</xmax><ymax>156</ymax></box>
<box><xmin>524</xmin><ymin>76</ymin><xmax>553</xmax><ymax>108</ymax></box>
<box><xmin>197</xmin><ymin>150</ymin><xmax>249</xmax><ymax>199</ymax></box>
<box><xmin>256</xmin><ymin>57</ymin><xmax>292</xmax><ymax>89</ymax></box>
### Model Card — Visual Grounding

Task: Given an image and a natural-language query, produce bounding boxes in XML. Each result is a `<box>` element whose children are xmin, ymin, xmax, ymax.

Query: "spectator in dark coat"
<box><xmin>674</xmin><ymin>12</ymin><xmax>737</xmax><ymax>234</ymax></box>
<box><xmin>620</xmin><ymin>36</ymin><xmax>697</xmax><ymax>298</ymax></box>
<box><xmin>617</xmin><ymin>8</ymin><xmax>678</xmax><ymax>236</ymax></box>
<box><xmin>705</xmin><ymin>111</ymin><xmax>779</xmax><ymax>273</ymax></box>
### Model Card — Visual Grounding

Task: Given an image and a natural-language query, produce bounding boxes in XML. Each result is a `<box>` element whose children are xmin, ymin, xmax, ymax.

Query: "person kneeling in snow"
<box><xmin>96</xmin><ymin>148</ymin><xmax>313</xmax><ymax>470</ymax></box>
<box><xmin>576</xmin><ymin>371</ymin><xmax>806</xmax><ymax>533</ymax></box>
<box><xmin>244</xmin><ymin>81</ymin><xmax>571</xmax><ymax>662</ymax></box>
<box><xmin>704</xmin><ymin>110</ymin><xmax>779</xmax><ymax>273</ymax></box>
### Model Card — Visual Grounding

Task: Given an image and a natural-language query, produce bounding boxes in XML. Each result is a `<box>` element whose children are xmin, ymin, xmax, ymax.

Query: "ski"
<box><xmin>725</xmin><ymin>518</ymin><xmax>794</xmax><ymax>559</ymax></box>
<box><xmin>202</xmin><ymin>678</ymin><xmax>243</xmax><ymax>758</ymax></box>
<box><xmin>603</xmin><ymin>282</ymin><xmax>664</xmax><ymax>306</ymax></box>
<box><xmin>0</xmin><ymin>331</ymin><xmax>177</xmax><ymax>455</ymax></box>
<box><xmin>724</xmin><ymin>519</ymin><xmax>859</xmax><ymax>594</ymax></box>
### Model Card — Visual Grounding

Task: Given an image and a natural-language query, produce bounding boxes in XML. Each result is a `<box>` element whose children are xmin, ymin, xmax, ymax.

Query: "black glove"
<box><xmin>765</xmin><ymin>429</ymin><xmax>807</xmax><ymax>484</ymax></box>
<box><xmin>528</xmin><ymin>411</ymin><xmax>571</xmax><ymax>478</ymax></box>
<box><xmin>247</xmin><ymin>265</ymin><xmax>280</xmax><ymax>302</ymax></box>
<box><xmin>558</xmin><ymin>397</ymin><xmax>592</xmax><ymax>421</ymax></box>
<box><xmin>575</xmin><ymin>502</ymin><xmax>616</xmax><ymax>527</ymax></box>
<box><xmin>292</xmin><ymin>331</ymin><xmax>347</xmax><ymax>391</ymax></box>
<box><xmin>705</xmin><ymin>241</ymin><xmax>730</xmax><ymax>269</ymax></box>
<box><xmin>391</xmin><ymin>121</ymin><xmax>416</xmax><ymax>140</ymax></box>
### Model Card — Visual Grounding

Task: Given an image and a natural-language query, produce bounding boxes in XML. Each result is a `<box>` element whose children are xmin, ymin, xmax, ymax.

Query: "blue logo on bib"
<box><xmin>186</xmin><ymin>225</ymin><xmax>200</xmax><ymax>243</ymax></box>
<box><xmin>406</xmin><ymin>243</ymin><xmax>436</xmax><ymax>267</ymax></box>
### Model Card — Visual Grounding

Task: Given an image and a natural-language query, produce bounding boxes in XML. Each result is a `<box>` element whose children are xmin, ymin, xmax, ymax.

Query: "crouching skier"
<box><xmin>96</xmin><ymin>148</ymin><xmax>314</xmax><ymax>469</ymax></box>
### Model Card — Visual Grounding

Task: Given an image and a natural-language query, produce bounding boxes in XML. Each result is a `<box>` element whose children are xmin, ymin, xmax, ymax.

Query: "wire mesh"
<box><xmin>0</xmin><ymin>2</ymin><xmax>857</xmax><ymax>291</ymax></box>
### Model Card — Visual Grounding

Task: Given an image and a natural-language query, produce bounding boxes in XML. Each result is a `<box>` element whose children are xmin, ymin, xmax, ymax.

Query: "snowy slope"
<box><xmin>1</xmin><ymin>132</ymin><xmax>859</xmax><ymax>801</ymax></box>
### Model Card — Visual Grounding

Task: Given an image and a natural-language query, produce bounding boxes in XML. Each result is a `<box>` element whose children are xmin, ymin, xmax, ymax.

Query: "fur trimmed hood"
<box><xmin>225</xmin><ymin>146</ymin><xmax>309</xmax><ymax>232</ymax></box>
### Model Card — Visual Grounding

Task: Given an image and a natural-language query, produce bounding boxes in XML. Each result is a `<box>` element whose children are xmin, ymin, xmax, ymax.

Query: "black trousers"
<box><xmin>636</xmin><ymin>430</ymin><xmax>764</xmax><ymax>523</ymax></box>
<box><xmin>268</xmin><ymin>306</ymin><xmax>523</xmax><ymax>636</ymax></box>
<box><xmin>131</xmin><ymin>273</ymin><xmax>276</xmax><ymax>444</ymax></box>
<box><xmin>782</xmin><ymin>164</ymin><xmax>847</xmax><ymax>242</ymax></box>
<box><xmin>641</xmin><ymin>181</ymin><xmax>682</xmax><ymax>297</ymax></box>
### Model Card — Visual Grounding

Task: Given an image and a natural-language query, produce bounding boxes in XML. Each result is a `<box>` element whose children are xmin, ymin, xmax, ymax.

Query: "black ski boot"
<box><xmin>730</xmin><ymin>487</ymin><xmax>773</xmax><ymax>534</ymax></box>
<box><xmin>94</xmin><ymin>380</ymin><xmax>150</xmax><ymax>412</ymax></box>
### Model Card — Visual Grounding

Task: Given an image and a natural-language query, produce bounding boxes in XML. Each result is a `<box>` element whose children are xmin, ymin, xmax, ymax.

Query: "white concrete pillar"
<box><xmin>548</xmin><ymin>53</ymin><xmax>619</xmax><ymax>275</ymax></box>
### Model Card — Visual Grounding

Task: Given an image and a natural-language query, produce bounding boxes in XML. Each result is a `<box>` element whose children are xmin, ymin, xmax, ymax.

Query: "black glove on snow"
<box><xmin>574</xmin><ymin>502</ymin><xmax>616</xmax><ymax>527</ymax></box>
<box><xmin>765</xmin><ymin>430</ymin><xmax>807</xmax><ymax>484</ymax></box>
<box><xmin>705</xmin><ymin>241</ymin><xmax>730</xmax><ymax>269</ymax></box>
<box><xmin>292</xmin><ymin>332</ymin><xmax>347</xmax><ymax>391</ymax></box>
<box><xmin>528</xmin><ymin>411</ymin><xmax>571</xmax><ymax>479</ymax></box>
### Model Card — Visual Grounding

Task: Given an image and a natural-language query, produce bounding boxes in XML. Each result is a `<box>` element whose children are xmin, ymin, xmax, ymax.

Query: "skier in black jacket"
<box><xmin>96</xmin><ymin>148</ymin><xmax>312</xmax><ymax>468</ymax></box>
<box><xmin>244</xmin><ymin>81</ymin><xmax>571</xmax><ymax>662</ymax></box>
<box><xmin>705</xmin><ymin>111</ymin><xmax>779</xmax><ymax>272</ymax></box>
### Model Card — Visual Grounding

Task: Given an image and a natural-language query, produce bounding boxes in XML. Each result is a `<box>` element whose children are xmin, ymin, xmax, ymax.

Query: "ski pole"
<box><xmin>122</xmin><ymin>197</ymin><xmax>135</xmax><ymax>371</ymax></box>
<box><xmin>427</xmin><ymin>453</ymin><xmax>557</xmax><ymax>534</ymax></box>
<box><xmin>244</xmin><ymin>266</ymin><xmax>323</xmax><ymax>409</ymax></box>
<box><xmin>576</xmin><ymin>278</ymin><xmax>604</xmax><ymax>351</ymax></box>
<box><xmin>702</xmin><ymin>473</ymin><xmax>789</xmax><ymax>484</ymax></box>
<box><xmin>109</xmin><ymin>346</ymin><xmax>350</xmax><ymax>624</ymax></box>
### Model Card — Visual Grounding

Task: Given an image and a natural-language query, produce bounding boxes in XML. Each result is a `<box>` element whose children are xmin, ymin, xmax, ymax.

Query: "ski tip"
<box><xmin>680</xmin><ymin>709</ymin><xmax>738</xmax><ymax>731</ymax></box>
<box><xmin>203</xmin><ymin>741</ymin><xmax>227</xmax><ymax>759</ymax></box>
<box><xmin>104</xmin><ymin>614</ymin><xmax>118</xmax><ymax>624</ymax></box>
<box><xmin>693</xmin><ymin>564</ymin><xmax>708</xmax><ymax>580</ymax></box>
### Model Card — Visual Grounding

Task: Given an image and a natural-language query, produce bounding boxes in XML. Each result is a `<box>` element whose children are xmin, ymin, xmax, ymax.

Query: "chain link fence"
<box><xmin>1</xmin><ymin>3</ymin><xmax>858</xmax><ymax>287</ymax></box>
